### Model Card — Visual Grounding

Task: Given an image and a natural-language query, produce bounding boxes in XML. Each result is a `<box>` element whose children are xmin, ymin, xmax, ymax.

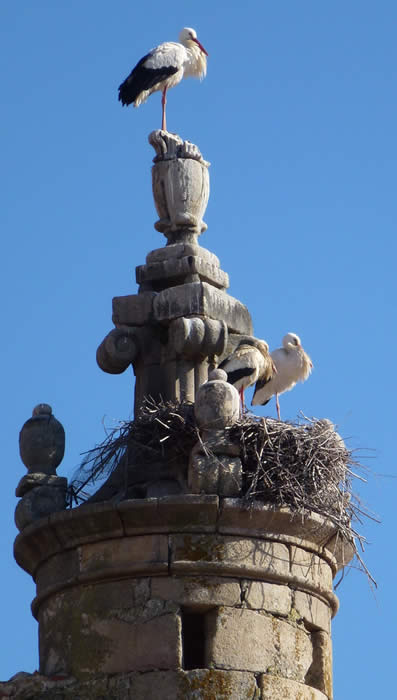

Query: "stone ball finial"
<box><xmin>208</xmin><ymin>369</ymin><xmax>227</xmax><ymax>382</ymax></box>
<box><xmin>195</xmin><ymin>372</ymin><xmax>240</xmax><ymax>430</ymax></box>
<box><xmin>19</xmin><ymin>404</ymin><xmax>65</xmax><ymax>475</ymax></box>
<box><xmin>32</xmin><ymin>403</ymin><xmax>52</xmax><ymax>417</ymax></box>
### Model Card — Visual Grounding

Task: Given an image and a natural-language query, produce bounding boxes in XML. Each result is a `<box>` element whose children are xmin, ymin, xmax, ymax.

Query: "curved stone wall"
<box><xmin>14</xmin><ymin>497</ymin><xmax>352</xmax><ymax>698</ymax></box>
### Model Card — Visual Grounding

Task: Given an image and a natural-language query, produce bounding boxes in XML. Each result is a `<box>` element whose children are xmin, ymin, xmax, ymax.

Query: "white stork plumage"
<box><xmin>218</xmin><ymin>338</ymin><xmax>276</xmax><ymax>413</ymax></box>
<box><xmin>118</xmin><ymin>27</ymin><xmax>208</xmax><ymax>132</ymax></box>
<box><xmin>252</xmin><ymin>333</ymin><xmax>313</xmax><ymax>420</ymax></box>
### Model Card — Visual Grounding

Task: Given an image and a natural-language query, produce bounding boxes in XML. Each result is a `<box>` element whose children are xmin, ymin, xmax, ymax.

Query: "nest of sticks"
<box><xmin>68</xmin><ymin>397</ymin><xmax>375</xmax><ymax>583</ymax></box>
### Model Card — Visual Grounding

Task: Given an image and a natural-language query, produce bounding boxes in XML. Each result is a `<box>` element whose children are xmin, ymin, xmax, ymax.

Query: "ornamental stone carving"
<box><xmin>149</xmin><ymin>130</ymin><xmax>210</xmax><ymax>244</ymax></box>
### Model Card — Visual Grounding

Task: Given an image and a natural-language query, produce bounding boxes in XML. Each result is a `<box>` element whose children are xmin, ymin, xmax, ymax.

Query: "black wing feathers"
<box><xmin>118</xmin><ymin>52</ymin><xmax>179</xmax><ymax>106</ymax></box>
<box><xmin>252</xmin><ymin>375</ymin><xmax>272</xmax><ymax>406</ymax></box>
<box><xmin>220</xmin><ymin>367</ymin><xmax>254</xmax><ymax>386</ymax></box>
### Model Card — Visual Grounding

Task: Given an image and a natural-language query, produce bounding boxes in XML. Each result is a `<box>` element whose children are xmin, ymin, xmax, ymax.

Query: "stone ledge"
<box><xmin>146</xmin><ymin>243</ymin><xmax>220</xmax><ymax>267</ymax></box>
<box><xmin>153</xmin><ymin>282</ymin><xmax>253</xmax><ymax>334</ymax></box>
<box><xmin>136</xmin><ymin>256</ymin><xmax>229</xmax><ymax>290</ymax></box>
<box><xmin>112</xmin><ymin>292</ymin><xmax>156</xmax><ymax>327</ymax></box>
<box><xmin>218</xmin><ymin>500</ymin><xmax>338</xmax><ymax>545</ymax></box>
<box><xmin>50</xmin><ymin>502</ymin><xmax>124</xmax><ymax>549</ymax></box>
<box><xmin>0</xmin><ymin>669</ymin><xmax>260</xmax><ymax>699</ymax></box>
<box><xmin>14</xmin><ymin>498</ymin><xmax>351</xmax><ymax>585</ymax></box>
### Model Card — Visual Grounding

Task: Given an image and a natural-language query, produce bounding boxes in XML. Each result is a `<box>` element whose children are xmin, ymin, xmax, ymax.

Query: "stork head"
<box><xmin>283</xmin><ymin>333</ymin><xmax>301</xmax><ymax>350</ymax></box>
<box><xmin>179</xmin><ymin>27</ymin><xmax>208</xmax><ymax>56</ymax></box>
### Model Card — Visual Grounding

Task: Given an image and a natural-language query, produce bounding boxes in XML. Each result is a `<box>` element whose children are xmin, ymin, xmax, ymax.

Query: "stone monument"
<box><xmin>4</xmin><ymin>130</ymin><xmax>354</xmax><ymax>699</ymax></box>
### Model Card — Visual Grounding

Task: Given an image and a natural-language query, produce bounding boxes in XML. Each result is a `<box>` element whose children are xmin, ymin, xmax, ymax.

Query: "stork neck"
<box><xmin>183</xmin><ymin>43</ymin><xmax>207</xmax><ymax>79</ymax></box>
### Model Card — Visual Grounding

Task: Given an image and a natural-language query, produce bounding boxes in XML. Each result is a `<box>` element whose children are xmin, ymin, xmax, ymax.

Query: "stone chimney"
<box><xmin>6</xmin><ymin>131</ymin><xmax>354</xmax><ymax>699</ymax></box>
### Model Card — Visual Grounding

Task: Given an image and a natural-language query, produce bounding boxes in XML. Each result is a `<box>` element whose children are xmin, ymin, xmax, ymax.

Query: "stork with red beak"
<box><xmin>252</xmin><ymin>333</ymin><xmax>313</xmax><ymax>420</ymax></box>
<box><xmin>118</xmin><ymin>27</ymin><xmax>208</xmax><ymax>132</ymax></box>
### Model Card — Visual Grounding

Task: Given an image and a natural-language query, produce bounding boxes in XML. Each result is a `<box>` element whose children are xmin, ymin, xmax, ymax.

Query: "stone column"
<box><xmin>13</xmin><ymin>497</ymin><xmax>349</xmax><ymax>698</ymax></box>
<box><xmin>96</xmin><ymin>132</ymin><xmax>253</xmax><ymax>413</ymax></box>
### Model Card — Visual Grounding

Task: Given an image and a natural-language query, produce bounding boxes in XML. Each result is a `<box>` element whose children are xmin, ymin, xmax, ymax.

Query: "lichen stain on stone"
<box><xmin>178</xmin><ymin>669</ymin><xmax>256</xmax><ymax>700</ymax></box>
<box><xmin>287</xmin><ymin>606</ymin><xmax>302</xmax><ymax>627</ymax></box>
<box><xmin>179</xmin><ymin>535</ymin><xmax>225</xmax><ymax>563</ymax></box>
<box><xmin>40</xmin><ymin>586</ymin><xmax>114</xmax><ymax>680</ymax></box>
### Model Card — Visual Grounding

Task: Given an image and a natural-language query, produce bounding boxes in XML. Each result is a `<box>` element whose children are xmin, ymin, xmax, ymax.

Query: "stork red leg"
<box><xmin>161</xmin><ymin>87</ymin><xmax>168</xmax><ymax>131</ymax></box>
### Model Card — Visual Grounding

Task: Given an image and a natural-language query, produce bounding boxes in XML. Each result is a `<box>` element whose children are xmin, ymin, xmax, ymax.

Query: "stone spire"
<box><xmin>96</xmin><ymin>131</ymin><xmax>252</xmax><ymax>415</ymax></box>
<box><xmin>6</xmin><ymin>131</ymin><xmax>355</xmax><ymax>700</ymax></box>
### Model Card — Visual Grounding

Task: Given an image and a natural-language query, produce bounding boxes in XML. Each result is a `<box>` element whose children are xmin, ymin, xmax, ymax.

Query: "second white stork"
<box><xmin>252</xmin><ymin>332</ymin><xmax>313</xmax><ymax>420</ymax></box>
<box><xmin>218</xmin><ymin>338</ymin><xmax>276</xmax><ymax>412</ymax></box>
<box><xmin>118</xmin><ymin>27</ymin><xmax>208</xmax><ymax>132</ymax></box>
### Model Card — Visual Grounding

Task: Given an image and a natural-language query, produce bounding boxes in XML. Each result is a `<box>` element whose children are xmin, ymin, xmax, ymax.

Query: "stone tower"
<box><xmin>6</xmin><ymin>131</ymin><xmax>353</xmax><ymax>699</ymax></box>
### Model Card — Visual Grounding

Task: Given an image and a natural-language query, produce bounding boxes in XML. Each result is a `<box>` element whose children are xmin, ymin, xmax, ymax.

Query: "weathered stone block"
<box><xmin>241</xmin><ymin>580</ymin><xmax>292</xmax><ymax>615</ymax></box>
<box><xmin>78</xmin><ymin>534</ymin><xmax>169</xmax><ymax>576</ymax></box>
<box><xmin>117</xmin><ymin>499</ymin><xmax>160</xmax><ymax>534</ymax></box>
<box><xmin>206</xmin><ymin>607</ymin><xmax>312</xmax><ymax>679</ymax></box>
<box><xmin>50</xmin><ymin>502</ymin><xmax>124</xmax><ymax>548</ymax></box>
<box><xmin>170</xmin><ymin>534</ymin><xmax>290</xmax><ymax>579</ymax></box>
<box><xmin>157</xmin><ymin>495</ymin><xmax>219</xmax><ymax>531</ymax></box>
<box><xmin>112</xmin><ymin>291</ymin><xmax>156</xmax><ymax>326</ymax></box>
<box><xmin>0</xmin><ymin>669</ymin><xmax>261</xmax><ymax>700</ymax></box>
<box><xmin>39</xmin><ymin>587</ymin><xmax>181</xmax><ymax>677</ymax></box>
<box><xmin>218</xmin><ymin>500</ymin><xmax>337</xmax><ymax>545</ymax></box>
<box><xmin>146</xmin><ymin>243</ymin><xmax>220</xmax><ymax>267</ymax></box>
<box><xmin>153</xmin><ymin>282</ymin><xmax>253</xmax><ymax>334</ymax></box>
<box><xmin>259</xmin><ymin>675</ymin><xmax>328</xmax><ymax>699</ymax></box>
<box><xmin>92</xmin><ymin>613</ymin><xmax>182</xmax><ymax>673</ymax></box>
<box><xmin>36</xmin><ymin>547</ymin><xmax>80</xmax><ymax>596</ymax></box>
<box><xmin>306</xmin><ymin>630</ymin><xmax>333</xmax><ymax>698</ymax></box>
<box><xmin>188</xmin><ymin>454</ymin><xmax>242</xmax><ymax>497</ymax></box>
<box><xmin>128</xmin><ymin>669</ymin><xmax>259</xmax><ymax>699</ymax></box>
<box><xmin>136</xmin><ymin>256</ymin><xmax>229</xmax><ymax>290</ymax></box>
<box><xmin>152</xmin><ymin>576</ymin><xmax>242</xmax><ymax>609</ymax></box>
<box><xmin>290</xmin><ymin>547</ymin><xmax>333</xmax><ymax>590</ymax></box>
<box><xmin>294</xmin><ymin>591</ymin><xmax>331</xmax><ymax>633</ymax></box>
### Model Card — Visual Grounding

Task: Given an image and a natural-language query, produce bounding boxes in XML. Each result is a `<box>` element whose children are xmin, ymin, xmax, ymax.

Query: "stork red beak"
<box><xmin>193</xmin><ymin>37</ymin><xmax>208</xmax><ymax>56</ymax></box>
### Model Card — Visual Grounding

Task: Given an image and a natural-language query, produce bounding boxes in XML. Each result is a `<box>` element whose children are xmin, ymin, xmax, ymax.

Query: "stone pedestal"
<box><xmin>96</xmin><ymin>133</ymin><xmax>253</xmax><ymax>414</ymax></box>
<box><xmin>13</xmin><ymin>497</ymin><xmax>348</xmax><ymax>698</ymax></box>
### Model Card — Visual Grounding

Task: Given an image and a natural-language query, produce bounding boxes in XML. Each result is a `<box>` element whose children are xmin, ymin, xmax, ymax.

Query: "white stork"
<box><xmin>252</xmin><ymin>333</ymin><xmax>313</xmax><ymax>420</ymax></box>
<box><xmin>218</xmin><ymin>338</ymin><xmax>276</xmax><ymax>413</ymax></box>
<box><xmin>118</xmin><ymin>27</ymin><xmax>208</xmax><ymax>132</ymax></box>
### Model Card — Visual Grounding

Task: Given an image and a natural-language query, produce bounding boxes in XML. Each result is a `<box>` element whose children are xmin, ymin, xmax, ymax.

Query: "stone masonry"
<box><xmin>5</xmin><ymin>131</ymin><xmax>354</xmax><ymax>699</ymax></box>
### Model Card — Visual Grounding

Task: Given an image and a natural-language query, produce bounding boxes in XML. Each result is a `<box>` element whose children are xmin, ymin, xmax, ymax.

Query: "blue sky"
<box><xmin>1</xmin><ymin>1</ymin><xmax>396</xmax><ymax>695</ymax></box>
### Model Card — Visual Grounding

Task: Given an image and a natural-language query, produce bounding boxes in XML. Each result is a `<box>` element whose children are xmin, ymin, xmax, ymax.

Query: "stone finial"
<box><xmin>189</xmin><ymin>371</ymin><xmax>242</xmax><ymax>496</ymax></box>
<box><xmin>194</xmin><ymin>370</ymin><xmax>240</xmax><ymax>431</ymax></box>
<box><xmin>19</xmin><ymin>404</ymin><xmax>65</xmax><ymax>475</ymax></box>
<box><xmin>149</xmin><ymin>130</ymin><xmax>210</xmax><ymax>244</ymax></box>
<box><xmin>16</xmin><ymin>405</ymin><xmax>67</xmax><ymax>531</ymax></box>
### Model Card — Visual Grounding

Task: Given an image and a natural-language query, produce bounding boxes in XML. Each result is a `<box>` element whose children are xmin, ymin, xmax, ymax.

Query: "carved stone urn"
<box><xmin>149</xmin><ymin>130</ymin><xmax>210</xmax><ymax>244</ymax></box>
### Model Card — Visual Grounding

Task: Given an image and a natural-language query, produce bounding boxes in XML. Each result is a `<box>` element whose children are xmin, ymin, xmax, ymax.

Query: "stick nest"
<box><xmin>68</xmin><ymin>397</ymin><xmax>375</xmax><ymax>583</ymax></box>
